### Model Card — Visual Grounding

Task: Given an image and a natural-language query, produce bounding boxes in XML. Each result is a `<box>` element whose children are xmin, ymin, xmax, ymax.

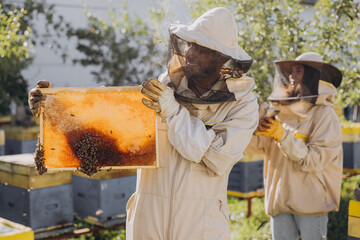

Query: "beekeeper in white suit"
<box><xmin>27</xmin><ymin>7</ymin><xmax>258</xmax><ymax>240</ymax></box>
<box><xmin>249</xmin><ymin>52</ymin><xmax>343</xmax><ymax>240</ymax></box>
<box><xmin>128</xmin><ymin>7</ymin><xmax>259</xmax><ymax>240</ymax></box>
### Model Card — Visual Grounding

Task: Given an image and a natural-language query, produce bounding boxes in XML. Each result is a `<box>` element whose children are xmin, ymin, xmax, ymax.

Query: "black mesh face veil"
<box><xmin>164</xmin><ymin>32</ymin><xmax>253</xmax><ymax>104</ymax></box>
<box><xmin>269</xmin><ymin>63</ymin><xmax>321</xmax><ymax>105</ymax></box>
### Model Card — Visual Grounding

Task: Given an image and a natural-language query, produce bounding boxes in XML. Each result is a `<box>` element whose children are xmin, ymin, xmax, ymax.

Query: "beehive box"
<box><xmin>0</xmin><ymin>154</ymin><xmax>74</xmax><ymax>235</ymax></box>
<box><xmin>342</xmin><ymin>123</ymin><xmax>360</xmax><ymax>171</ymax></box>
<box><xmin>227</xmin><ymin>152</ymin><xmax>264</xmax><ymax>198</ymax></box>
<box><xmin>0</xmin><ymin>129</ymin><xmax>4</xmax><ymax>156</ymax></box>
<box><xmin>72</xmin><ymin>170</ymin><xmax>137</xmax><ymax>227</ymax></box>
<box><xmin>348</xmin><ymin>200</ymin><xmax>360</xmax><ymax>240</ymax></box>
<box><xmin>39</xmin><ymin>86</ymin><xmax>158</xmax><ymax>175</ymax></box>
<box><xmin>0</xmin><ymin>217</ymin><xmax>34</xmax><ymax>240</ymax></box>
<box><xmin>2</xmin><ymin>126</ymin><xmax>38</xmax><ymax>155</ymax></box>
<box><xmin>0</xmin><ymin>116</ymin><xmax>12</xmax><ymax>126</ymax></box>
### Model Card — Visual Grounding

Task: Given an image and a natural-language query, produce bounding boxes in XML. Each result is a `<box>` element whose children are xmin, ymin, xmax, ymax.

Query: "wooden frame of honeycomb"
<box><xmin>39</xmin><ymin>86</ymin><xmax>158</xmax><ymax>174</ymax></box>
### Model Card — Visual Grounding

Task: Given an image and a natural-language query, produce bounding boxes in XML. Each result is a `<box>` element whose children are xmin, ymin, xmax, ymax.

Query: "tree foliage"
<box><xmin>0</xmin><ymin>4</ymin><xmax>31</xmax><ymax>114</ymax></box>
<box><xmin>309</xmin><ymin>0</ymin><xmax>360</xmax><ymax>109</ymax></box>
<box><xmin>66</xmin><ymin>6</ymin><xmax>163</xmax><ymax>86</ymax></box>
<box><xmin>0</xmin><ymin>0</ymin><xmax>166</xmax><ymax>114</ymax></box>
<box><xmin>1</xmin><ymin>0</ymin><xmax>358</xmax><ymax>116</ymax></box>
<box><xmin>187</xmin><ymin>0</ymin><xmax>360</xmax><ymax>108</ymax></box>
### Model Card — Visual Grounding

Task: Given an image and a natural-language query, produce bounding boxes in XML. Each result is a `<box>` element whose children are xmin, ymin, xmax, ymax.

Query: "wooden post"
<box><xmin>353</xmin><ymin>105</ymin><xmax>359</xmax><ymax>122</ymax></box>
<box><xmin>247</xmin><ymin>198</ymin><xmax>253</xmax><ymax>218</ymax></box>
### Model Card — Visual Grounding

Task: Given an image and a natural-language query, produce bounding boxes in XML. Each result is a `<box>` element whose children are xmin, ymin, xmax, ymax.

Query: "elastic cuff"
<box><xmin>162</xmin><ymin>101</ymin><xmax>180</xmax><ymax>119</ymax></box>
<box><xmin>277</xmin><ymin>128</ymin><xmax>288</xmax><ymax>143</ymax></box>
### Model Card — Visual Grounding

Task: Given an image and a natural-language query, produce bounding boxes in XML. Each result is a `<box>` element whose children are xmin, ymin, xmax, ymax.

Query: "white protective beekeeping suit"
<box><xmin>126</xmin><ymin>7</ymin><xmax>259</xmax><ymax>240</ymax></box>
<box><xmin>248</xmin><ymin>52</ymin><xmax>343</xmax><ymax>217</ymax></box>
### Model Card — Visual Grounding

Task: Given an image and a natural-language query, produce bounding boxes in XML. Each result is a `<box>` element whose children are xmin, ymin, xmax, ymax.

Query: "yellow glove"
<box><xmin>255</xmin><ymin>117</ymin><xmax>284</xmax><ymax>142</ymax></box>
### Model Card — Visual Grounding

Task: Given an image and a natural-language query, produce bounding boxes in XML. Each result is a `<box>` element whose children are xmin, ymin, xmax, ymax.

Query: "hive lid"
<box><xmin>39</xmin><ymin>86</ymin><xmax>159</xmax><ymax>175</ymax></box>
<box><xmin>0</xmin><ymin>217</ymin><xmax>34</xmax><ymax>239</ymax></box>
<box><xmin>0</xmin><ymin>153</ymin><xmax>72</xmax><ymax>188</ymax></box>
<box><xmin>0</xmin><ymin>154</ymin><xmax>37</xmax><ymax>175</ymax></box>
<box><xmin>342</xmin><ymin>122</ymin><xmax>360</xmax><ymax>142</ymax></box>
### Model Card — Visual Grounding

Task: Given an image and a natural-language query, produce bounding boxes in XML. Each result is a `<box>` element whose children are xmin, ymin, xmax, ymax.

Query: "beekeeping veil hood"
<box><xmin>163</xmin><ymin>7</ymin><xmax>253</xmax><ymax>104</ymax></box>
<box><xmin>268</xmin><ymin>52</ymin><xmax>342</xmax><ymax>104</ymax></box>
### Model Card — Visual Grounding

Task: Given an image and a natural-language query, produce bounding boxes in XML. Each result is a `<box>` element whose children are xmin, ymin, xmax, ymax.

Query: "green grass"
<box><xmin>64</xmin><ymin>220</ymin><xmax>126</xmax><ymax>240</ymax></box>
<box><xmin>63</xmin><ymin>174</ymin><xmax>360</xmax><ymax>240</ymax></box>
<box><xmin>229</xmin><ymin>197</ymin><xmax>271</xmax><ymax>240</ymax></box>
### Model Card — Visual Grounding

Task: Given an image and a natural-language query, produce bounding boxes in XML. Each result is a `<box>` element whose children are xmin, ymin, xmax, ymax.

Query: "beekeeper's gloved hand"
<box><xmin>28</xmin><ymin>80</ymin><xmax>51</xmax><ymax>117</ymax></box>
<box><xmin>141</xmin><ymin>78</ymin><xmax>179</xmax><ymax>119</ymax></box>
<box><xmin>256</xmin><ymin>117</ymin><xmax>284</xmax><ymax>142</ymax></box>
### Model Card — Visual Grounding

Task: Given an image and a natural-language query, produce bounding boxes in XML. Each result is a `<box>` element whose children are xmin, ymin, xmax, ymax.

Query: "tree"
<box><xmin>308</xmin><ymin>0</ymin><xmax>360</xmax><ymax>121</ymax></box>
<box><xmin>0</xmin><ymin>4</ymin><xmax>31</xmax><ymax>115</ymax></box>
<box><xmin>0</xmin><ymin>0</ymin><xmax>167</xmax><ymax>114</ymax></box>
<box><xmin>0</xmin><ymin>0</ymin><xmax>70</xmax><ymax>115</ymax></box>
<box><xmin>66</xmin><ymin>6</ymin><xmax>164</xmax><ymax>86</ymax></box>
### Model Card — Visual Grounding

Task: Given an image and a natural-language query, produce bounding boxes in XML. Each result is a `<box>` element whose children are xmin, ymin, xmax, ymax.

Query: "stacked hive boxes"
<box><xmin>2</xmin><ymin>126</ymin><xmax>39</xmax><ymax>155</ymax></box>
<box><xmin>348</xmin><ymin>200</ymin><xmax>360</xmax><ymax>240</ymax></box>
<box><xmin>72</xmin><ymin>170</ymin><xmax>137</xmax><ymax>227</ymax></box>
<box><xmin>0</xmin><ymin>154</ymin><xmax>74</xmax><ymax>238</ymax></box>
<box><xmin>342</xmin><ymin>123</ymin><xmax>360</xmax><ymax>171</ymax></box>
<box><xmin>0</xmin><ymin>217</ymin><xmax>34</xmax><ymax>240</ymax></box>
<box><xmin>227</xmin><ymin>152</ymin><xmax>264</xmax><ymax>198</ymax></box>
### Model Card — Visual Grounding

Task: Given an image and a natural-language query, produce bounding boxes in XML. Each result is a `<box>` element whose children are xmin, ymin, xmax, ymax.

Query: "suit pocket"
<box><xmin>287</xmin><ymin>172</ymin><xmax>327</xmax><ymax>214</ymax></box>
<box><xmin>204</xmin><ymin>199</ymin><xmax>231</xmax><ymax>240</ymax></box>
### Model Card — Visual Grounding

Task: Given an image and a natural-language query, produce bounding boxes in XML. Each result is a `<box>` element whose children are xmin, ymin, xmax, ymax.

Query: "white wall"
<box><xmin>12</xmin><ymin>0</ymin><xmax>190</xmax><ymax>89</ymax></box>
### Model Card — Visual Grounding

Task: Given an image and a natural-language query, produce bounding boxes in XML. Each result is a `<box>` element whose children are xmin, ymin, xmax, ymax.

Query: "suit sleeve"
<box><xmin>278</xmin><ymin>106</ymin><xmax>343</xmax><ymax>173</ymax></box>
<box><xmin>165</xmin><ymin>93</ymin><xmax>259</xmax><ymax>176</ymax></box>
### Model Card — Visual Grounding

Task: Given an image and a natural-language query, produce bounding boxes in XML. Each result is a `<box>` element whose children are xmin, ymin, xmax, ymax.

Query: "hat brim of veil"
<box><xmin>275</xmin><ymin>60</ymin><xmax>342</xmax><ymax>88</ymax></box>
<box><xmin>169</xmin><ymin>24</ymin><xmax>253</xmax><ymax>73</ymax></box>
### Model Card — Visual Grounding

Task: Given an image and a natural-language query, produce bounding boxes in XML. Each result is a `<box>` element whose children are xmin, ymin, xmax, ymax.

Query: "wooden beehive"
<box><xmin>348</xmin><ymin>200</ymin><xmax>360</xmax><ymax>239</ymax></box>
<box><xmin>342</xmin><ymin>122</ymin><xmax>360</xmax><ymax>171</ymax></box>
<box><xmin>40</xmin><ymin>86</ymin><xmax>158</xmax><ymax>172</ymax></box>
<box><xmin>71</xmin><ymin>170</ymin><xmax>137</xmax><ymax>226</ymax></box>
<box><xmin>2</xmin><ymin>126</ymin><xmax>39</xmax><ymax>155</ymax></box>
<box><xmin>72</xmin><ymin>173</ymin><xmax>136</xmax><ymax>227</ymax></box>
<box><xmin>227</xmin><ymin>151</ymin><xmax>264</xmax><ymax>198</ymax></box>
<box><xmin>0</xmin><ymin>154</ymin><xmax>74</xmax><ymax>234</ymax></box>
<box><xmin>0</xmin><ymin>154</ymin><xmax>72</xmax><ymax>189</ymax></box>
